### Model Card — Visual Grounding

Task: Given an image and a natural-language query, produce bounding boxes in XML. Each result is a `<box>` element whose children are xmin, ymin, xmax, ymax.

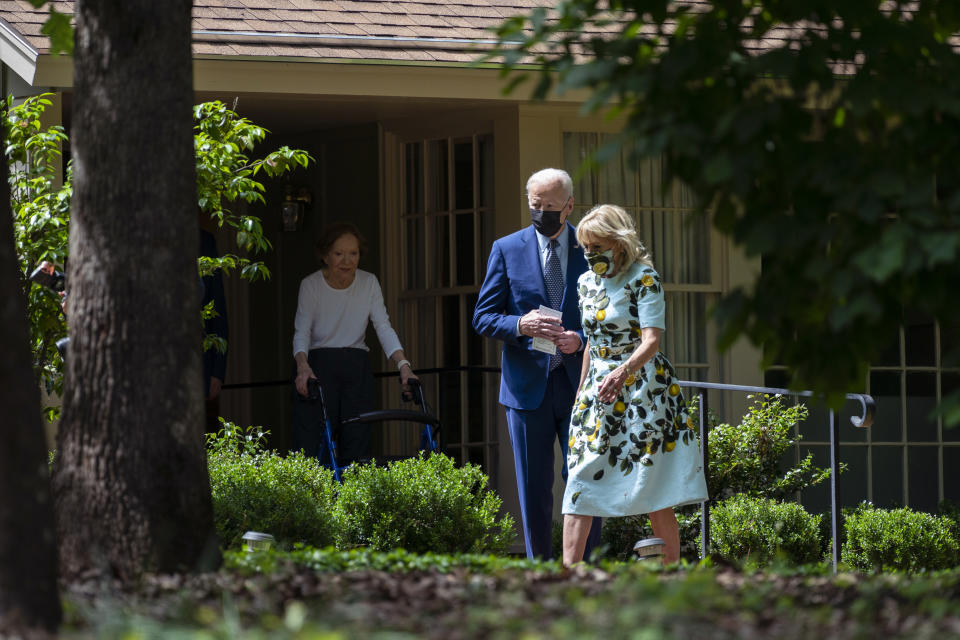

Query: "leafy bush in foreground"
<box><xmin>698</xmin><ymin>394</ymin><xmax>836</xmax><ymax>502</ymax></box>
<box><xmin>709</xmin><ymin>495</ymin><xmax>822</xmax><ymax>567</ymax></box>
<box><xmin>207</xmin><ymin>422</ymin><xmax>340</xmax><ymax>549</ymax></box>
<box><xmin>842</xmin><ymin>503</ymin><xmax>959</xmax><ymax>573</ymax></box>
<box><xmin>335</xmin><ymin>453</ymin><xmax>515</xmax><ymax>554</ymax></box>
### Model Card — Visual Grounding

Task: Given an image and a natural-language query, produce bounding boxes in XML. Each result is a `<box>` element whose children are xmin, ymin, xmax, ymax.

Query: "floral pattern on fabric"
<box><xmin>563</xmin><ymin>262</ymin><xmax>708</xmax><ymax>517</ymax></box>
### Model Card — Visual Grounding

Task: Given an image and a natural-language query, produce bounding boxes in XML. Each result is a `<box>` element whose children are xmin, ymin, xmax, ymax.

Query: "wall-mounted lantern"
<box><xmin>281</xmin><ymin>183</ymin><xmax>313</xmax><ymax>232</ymax></box>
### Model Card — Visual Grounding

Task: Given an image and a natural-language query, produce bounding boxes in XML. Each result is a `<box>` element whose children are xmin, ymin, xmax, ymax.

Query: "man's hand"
<box><xmin>555</xmin><ymin>330</ymin><xmax>582</xmax><ymax>354</ymax></box>
<box><xmin>519</xmin><ymin>309</ymin><xmax>563</xmax><ymax>341</ymax></box>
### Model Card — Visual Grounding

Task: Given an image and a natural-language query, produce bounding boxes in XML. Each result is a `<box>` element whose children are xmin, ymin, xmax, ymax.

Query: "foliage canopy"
<box><xmin>493</xmin><ymin>1</ymin><xmax>960</xmax><ymax>418</ymax></box>
<box><xmin>8</xmin><ymin>97</ymin><xmax>312</xmax><ymax>408</ymax></box>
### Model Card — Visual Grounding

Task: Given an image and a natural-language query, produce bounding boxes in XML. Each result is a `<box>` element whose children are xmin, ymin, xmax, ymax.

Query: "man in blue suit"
<box><xmin>473</xmin><ymin>168</ymin><xmax>601</xmax><ymax>560</ymax></box>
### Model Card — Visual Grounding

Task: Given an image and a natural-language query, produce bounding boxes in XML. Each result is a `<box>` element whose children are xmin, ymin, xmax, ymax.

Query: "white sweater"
<box><xmin>292</xmin><ymin>269</ymin><xmax>403</xmax><ymax>359</ymax></box>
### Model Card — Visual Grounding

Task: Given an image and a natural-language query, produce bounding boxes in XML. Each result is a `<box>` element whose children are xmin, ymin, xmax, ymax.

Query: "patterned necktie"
<box><xmin>544</xmin><ymin>239</ymin><xmax>563</xmax><ymax>371</ymax></box>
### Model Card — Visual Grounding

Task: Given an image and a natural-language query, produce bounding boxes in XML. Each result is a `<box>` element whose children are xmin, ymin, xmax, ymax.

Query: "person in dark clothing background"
<box><xmin>200</xmin><ymin>227</ymin><xmax>228</xmax><ymax>432</ymax></box>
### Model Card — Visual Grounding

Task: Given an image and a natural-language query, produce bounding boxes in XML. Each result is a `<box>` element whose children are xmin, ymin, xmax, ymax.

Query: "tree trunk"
<box><xmin>0</xmin><ymin>131</ymin><xmax>62</xmax><ymax>634</ymax></box>
<box><xmin>54</xmin><ymin>0</ymin><xmax>218</xmax><ymax>582</ymax></box>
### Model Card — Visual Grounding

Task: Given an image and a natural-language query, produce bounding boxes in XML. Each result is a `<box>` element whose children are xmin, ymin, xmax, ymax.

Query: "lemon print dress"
<box><xmin>562</xmin><ymin>259</ymin><xmax>708</xmax><ymax>517</ymax></box>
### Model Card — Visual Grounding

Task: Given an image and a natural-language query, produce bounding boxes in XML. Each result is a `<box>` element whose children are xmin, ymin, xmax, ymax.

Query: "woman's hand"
<box><xmin>399</xmin><ymin>363</ymin><xmax>419</xmax><ymax>389</ymax></box>
<box><xmin>295</xmin><ymin>366</ymin><xmax>316</xmax><ymax>397</ymax></box>
<box><xmin>597</xmin><ymin>365</ymin><xmax>631</xmax><ymax>403</ymax></box>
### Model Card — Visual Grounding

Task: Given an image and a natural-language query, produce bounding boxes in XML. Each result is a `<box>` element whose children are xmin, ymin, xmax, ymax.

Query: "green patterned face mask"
<box><xmin>585</xmin><ymin>249</ymin><xmax>614</xmax><ymax>276</ymax></box>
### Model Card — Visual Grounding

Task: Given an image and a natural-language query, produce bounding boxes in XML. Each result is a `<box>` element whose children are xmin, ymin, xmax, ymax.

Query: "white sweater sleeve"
<box><xmin>368</xmin><ymin>275</ymin><xmax>403</xmax><ymax>358</ymax></box>
<box><xmin>292</xmin><ymin>278</ymin><xmax>313</xmax><ymax>357</ymax></box>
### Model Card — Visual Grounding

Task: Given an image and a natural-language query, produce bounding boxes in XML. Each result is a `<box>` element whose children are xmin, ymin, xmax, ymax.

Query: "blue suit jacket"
<box><xmin>472</xmin><ymin>223</ymin><xmax>586</xmax><ymax>410</ymax></box>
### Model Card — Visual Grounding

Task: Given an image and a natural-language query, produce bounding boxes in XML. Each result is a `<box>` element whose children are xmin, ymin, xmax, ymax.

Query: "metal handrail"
<box><xmin>219</xmin><ymin>365</ymin><xmax>501</xmax><ymax>390</ymax></box>
<box><xmin>680</xmin><ymin>380</ymin><xmax>875</xmax><ymax>572</ymax></box>
<box><xmin>223</xmin><ymin>366</ymin><xmax>875</xmax><ymax>572</ymax></box>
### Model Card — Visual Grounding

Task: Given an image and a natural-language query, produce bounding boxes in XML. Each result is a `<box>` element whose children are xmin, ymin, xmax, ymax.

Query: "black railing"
<box><xmin>224</xmin><ymin>367</ymin><xmax>876</xmax><ymax>572</ymax></box>
<box><xmin>220</xmin><ymin>365</ymin><xmax>501</xmax><ymax>391</ymax></box>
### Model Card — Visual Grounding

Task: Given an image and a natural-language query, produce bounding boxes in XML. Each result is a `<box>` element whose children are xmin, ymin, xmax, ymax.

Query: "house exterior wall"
<box><xmin>11</xmin><ymin>48</ymin><xmax>956</xmax><ymax>529</ymax></box>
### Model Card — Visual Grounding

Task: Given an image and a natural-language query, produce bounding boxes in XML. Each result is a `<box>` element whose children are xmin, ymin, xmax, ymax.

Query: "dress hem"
<box><xmin>561</xmin><ymin>495</ymin><xmax>708</xmax><ymax>519</ymax></box>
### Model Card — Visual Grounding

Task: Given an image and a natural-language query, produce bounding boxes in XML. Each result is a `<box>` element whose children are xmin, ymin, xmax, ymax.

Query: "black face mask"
<box><xmin>530</xmin><ymin>208</ymin><xmax>564</xmax><ymax>237</ymax></box>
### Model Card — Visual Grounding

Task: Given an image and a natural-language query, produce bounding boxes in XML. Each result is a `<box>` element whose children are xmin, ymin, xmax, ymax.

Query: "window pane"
<box><xmin>637</xmin><ymin>155</ymin><xmax>667</xmax><ymax>208</ymax></box>
<box><xmin>943</xmin><ymin>372</ymin><xmax>960</xmax><ymax>442</ymax></box>
<box><xmin>942</xmin><ymin>320</ymin><xmax>960</xmax><ymax>368</ymax></box>
<box><xmin>441</xmin><ymin>295</ymin><xmax>460</xmax><ymax>368</ymax></box>
<box><xmin>944</xmin><ymin>446</ymin><xmax>960</xmax><ymax>502</ymax></box>
<box><xmin>562</xmin><ymin>132</ymin><xmax>597</xmax><ymax>207</ymax></box>
<box><xmin>441</xmin><ymin>372</ymin><xmax>461</xmax><ymax>445</ymax></box>
<box><xmin>478</xmin><ymin>134</ymin><xmax>494</xmax><ymax>208</ymax></box>
<box><xmin>466</xmin><ymin>293</ymin><xmax>482</xmax><ymax>364</ymax></box>
<box><xmin>798</xmin><ymin>445</ymin><xmax>829</xmax><ymax>515</ymax></box>
<box><xmin>908</xmin><ymin>446</ymin><xmax>939</xmax><ymax>513</ymax></box>
<box><xmin>404</xmin><ymin>142</ymin><xmax>423</xmax><ymax>214</ymax></box>
<box><xmin>467</xmin><ymin>445</ymin><xmax>485</xmax><ymax>469</ymax></box>
<box><xmin>662</xmin><ymin>292</ymin><xmax>707</xmax><ymax>367</ymax></box>
<box><xmin>431</xmin><ymin>215</ymin><xmax>450</xmax><ymax>288</ymax></box>
<box><xmin>875</xmin><ymin>333</ymin><xmax>901</xmax><ymax>367</ymax></box>
<box><xmin>676</xmin><ymin>366</ymin><xmax>708</xmax><ymax>383</ymax></box>
<box><xmin>598</xmin><ymin>133</ymin><xmax>636</xmax><ymax>207</ymax></box>
<box><xmin>904</xmin><ymin>313</ymin><xmax>936</xmax><ymax>367</ymax></box>
<box><xmin>764</xmin><ymin>369</ymin><xmax>789</xmax><ymax>389</ymax></box>
<box><xmin>676</xmin><ymin>211</ymin><xmax>711</xmax><ymax>284</ymax></box>
<box><xmin>405</xmin><ymin>217</ymin><xmax>425</xmax><ymax>289</ymax></box>
<box><xmin>905</xmin><ymin>372</ymin><xmax>937</xmax><ymax>442</ymax></box>
<box><xmin>869</xmin><ymin>371</ymin><xmax>902</xmax><ymax>442</ymax></box>
<box><xmin>417</xmin><ymin>298</ymin><xmax>436</xmax><ymax>368</ymax></box>
<box><xmin>428</xmin><ymin>139</ymin><xmax>449</xmax><ymax>212</ymax></box>
<box><xmin>453</xmin><ymin>139</ymin><xmax>474</xmax><ymax>210</ymax></box>
<box><xmin>479</xmin><ymin>211</ymin><xmax>495</xmax><ymax>278</ymax></box>
<box><xmin>801</xmin><ymin>401</ymin><xmax>831</xmax><ymax>444</ymax></box>
<box><xmin>872</xmin><ymin>446</ymin><xmax>904</xmax><ymax>508</ymax></box>
<box><xmin>454</xmin><ymin>213</ymin><xmax>474</xmax><ymax>286</ymax></box>
<box><xmin>468</xmin><ymin>370</ymin><xmax>484</xmax><ymax>443</ymax></box>
<box><xmin>840</xmin><ymin>446</ymin><xmax>868</xmax><ymax>510</ymax></box>
<box><xmin>636</xmin><ymin>210</ymin><xmax>670</xmax><ymax>280</ymax></box>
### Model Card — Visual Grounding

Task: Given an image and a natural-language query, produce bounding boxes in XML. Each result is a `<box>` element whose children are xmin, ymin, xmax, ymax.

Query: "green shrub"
<box><xmin>697</xmin><ymin>394</ymin><xmax>838</xmax><ymax>502</ymax></box>
<box><xmin>207</xmin><ymin>422</ymin><xmax>340</xmax><ymax>550</ymax></box>
<box><xmin>842</xmin><ymin>503</ymin><xmax>960</xmax><ymax>573</ymax></box>
<box><xmin>709</xmin><ymin>495</ymin><xmax>822</xmax><ymax>567</ymax></box>
<box><xmin>592</xmin><ymin>395</ymin><xmax>829</xmax><ymax>562</ymax></box>
<box><xmin>335</xmin><ymin>453</ymin><xmax>515</xmax><ymax>554</ymax></box>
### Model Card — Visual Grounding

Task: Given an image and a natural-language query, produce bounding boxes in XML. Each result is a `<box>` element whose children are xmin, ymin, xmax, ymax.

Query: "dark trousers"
<box><xmin>291</xmin><ymin>347</ymin><xmax>374</xmax><ymax>465</ymax></box>
<box><xmin>506</xmin><ymin>368</ymin><xmax>602</xmax><ymax>560</ymax></box>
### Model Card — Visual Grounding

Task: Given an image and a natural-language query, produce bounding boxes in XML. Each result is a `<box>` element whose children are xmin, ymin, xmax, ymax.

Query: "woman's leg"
<box><xmin>562</xmin><ymin>514</ymin><xmax>594</xmax><ymax>567</ymax></box>
<box><xmin>648</xmin><ymin>508</ymin><xmax>680</xmax><ymax>564</ymax></box>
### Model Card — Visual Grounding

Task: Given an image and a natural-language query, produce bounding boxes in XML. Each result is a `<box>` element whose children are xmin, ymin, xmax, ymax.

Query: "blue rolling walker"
<box><xmin>309</xmin><ymin>378</ymin><xmax>441</xmax><ymax>482</ymax></box>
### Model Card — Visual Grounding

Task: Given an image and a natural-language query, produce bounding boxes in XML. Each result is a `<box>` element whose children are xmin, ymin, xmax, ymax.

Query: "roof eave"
<box><xmin>0</xmin><ymin>17</ymin><xmax>39</xmax><ymax>85</ymax></box>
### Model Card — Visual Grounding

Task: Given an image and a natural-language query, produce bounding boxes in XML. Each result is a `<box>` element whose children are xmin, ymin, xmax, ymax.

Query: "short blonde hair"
<box><xmin>576</xmin><ymin>204</ymin><xmax>654</xmax><ymax>272</ymax></box>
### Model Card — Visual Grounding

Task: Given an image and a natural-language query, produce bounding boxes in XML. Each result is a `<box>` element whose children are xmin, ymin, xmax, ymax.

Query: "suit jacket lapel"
<box><xmin>561</xmin><ymin>222</ymin><xmax>584</xmax><ymax>312</ymax></box>
<box><xmin>521</xmin><ymin>225</ymin><xmax>549</xmax><ymax>304</ymax></box>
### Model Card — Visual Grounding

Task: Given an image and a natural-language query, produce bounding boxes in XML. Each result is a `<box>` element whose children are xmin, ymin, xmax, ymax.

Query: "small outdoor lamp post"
<box><xmin>242</xmin><ymin>531</ymin><xmax>276</xmax><ymax>552</ymax></box>
<box><xmin>633</xmin><ymin>537</ymin><xmax>666</xmax><ymax>563</ymax></box>
<box><xmin>281</xmin><ymin>183</ymin><xmax>312</xmax><ymax>231</ymax></box>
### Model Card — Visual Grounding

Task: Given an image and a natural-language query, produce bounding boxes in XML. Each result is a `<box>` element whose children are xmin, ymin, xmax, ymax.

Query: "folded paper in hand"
<box><xmin>531</xmin><ymin>305</ymin><xmax>562</xmax><ymax>355</ymax></box>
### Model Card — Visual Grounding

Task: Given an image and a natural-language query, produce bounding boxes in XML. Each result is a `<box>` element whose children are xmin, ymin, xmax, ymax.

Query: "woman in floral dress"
<box><xmin>562</xmin><ymin>204</ymin><xmax>708</xmax><ymax>566</ymax></box>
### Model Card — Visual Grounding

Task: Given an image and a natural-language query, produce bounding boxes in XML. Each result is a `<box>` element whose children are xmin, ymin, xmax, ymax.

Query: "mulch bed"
<box><xmin>62</xmin><ymin>564</ymin><xmax>960</xmax><ymax>638</ymax></box>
